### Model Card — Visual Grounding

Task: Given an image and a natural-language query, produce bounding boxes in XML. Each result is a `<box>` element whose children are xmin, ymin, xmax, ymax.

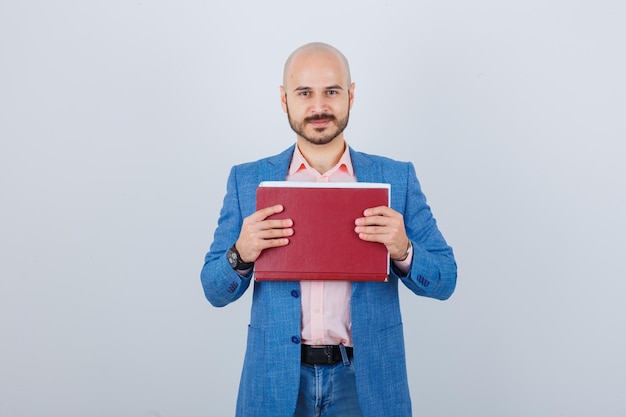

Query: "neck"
<box><xmin>296</xmin><ymin>136</ymin><xmax>346</xmax><ymax>174</ymax></box>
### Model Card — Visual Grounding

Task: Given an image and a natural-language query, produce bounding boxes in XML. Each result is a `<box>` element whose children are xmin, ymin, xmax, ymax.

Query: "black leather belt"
<box><xmin>301</xmin><ymin>344</ymin><xmax>353</xmax><ymax>365</ymax></box>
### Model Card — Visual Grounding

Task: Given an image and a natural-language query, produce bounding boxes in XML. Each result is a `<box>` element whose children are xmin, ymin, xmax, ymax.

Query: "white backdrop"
<box><xmin>1</xmin><ymin>1</ymin><xmax>625</xmax><ymax>416</ymax></box>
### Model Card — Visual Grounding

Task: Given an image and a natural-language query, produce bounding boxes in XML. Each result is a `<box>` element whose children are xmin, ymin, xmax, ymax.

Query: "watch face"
<box><xmin>227</xmin><ymin>249</ymin><xmax>238</xmax><ymax>268</ymax></box>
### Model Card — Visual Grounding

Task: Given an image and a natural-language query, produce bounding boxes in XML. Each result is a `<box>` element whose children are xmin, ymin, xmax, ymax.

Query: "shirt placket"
<box><xmin>310</xmin><ymin>173</ymin><xmax>329</xmax><ymax>345</ymax></box>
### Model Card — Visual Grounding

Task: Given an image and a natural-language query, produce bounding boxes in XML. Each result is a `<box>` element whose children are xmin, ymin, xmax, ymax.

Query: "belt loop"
<box><xmin>324</xmin><ymin>346</ymin><xmax>333</xmax><ymax>363</ymax></box>
<box><xmin>339</xmin><ymin>344</ymin><xmax>350</xmax><ymax>366</ymax></box>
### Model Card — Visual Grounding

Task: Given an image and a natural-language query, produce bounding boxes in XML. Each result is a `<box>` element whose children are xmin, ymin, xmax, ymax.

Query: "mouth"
<box><xmin>305</xmin><ymin>115</ymin><xmax>334</xmax><ymax>128</ymax></box>
<box><xmin>309</xmin><ymin>119</ymin><xmax>331</xmax><ymax>128</ymax></box>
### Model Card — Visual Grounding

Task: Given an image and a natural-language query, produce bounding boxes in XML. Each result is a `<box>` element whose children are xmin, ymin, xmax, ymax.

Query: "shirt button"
<box><xmin>291</xmin><ymin>336</ymin><xmax>301</xmax><ymax>344</ymax></box>
<box><xmin>291</xmin><ymin>290</ymin><xmax>300</xmax><ymax>298</ymax></box>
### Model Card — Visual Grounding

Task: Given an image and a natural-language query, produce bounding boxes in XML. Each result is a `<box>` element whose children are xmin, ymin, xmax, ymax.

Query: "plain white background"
<box><xmin>1</xmin><ymin>1</ymin><xmax>625</xmax><ymax>416</ymax></box>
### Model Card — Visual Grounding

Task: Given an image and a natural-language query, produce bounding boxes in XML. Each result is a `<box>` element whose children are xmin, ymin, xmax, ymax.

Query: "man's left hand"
<box><xmin>355</xmin><ymin>206</ymin><xmax>410</xmax><ymax>260</ymax></box>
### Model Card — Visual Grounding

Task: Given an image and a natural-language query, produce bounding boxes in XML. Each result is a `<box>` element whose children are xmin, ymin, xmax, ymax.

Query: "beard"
<box><xmin>286</xmin><ymin>104</ymin><xmax>350</xmax><ymax>146</ymax></box>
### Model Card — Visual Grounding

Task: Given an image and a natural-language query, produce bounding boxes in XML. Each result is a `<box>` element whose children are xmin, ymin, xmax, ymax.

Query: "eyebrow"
<box><xmin>293</xmin><ymin>84</ymin><xmax>345</xmax><ymax>92</ymax></box>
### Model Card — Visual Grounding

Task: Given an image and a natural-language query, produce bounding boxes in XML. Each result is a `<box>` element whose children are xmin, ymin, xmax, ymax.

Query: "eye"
<box><xmin>298</xmin><ymin>91</ymin><xmax>310</xmax><ymax>97</ymax></box>
<box><xmin>326</xmin><ymin>90</ymin><xmax>338</xmax><ymax>96</ymax></box>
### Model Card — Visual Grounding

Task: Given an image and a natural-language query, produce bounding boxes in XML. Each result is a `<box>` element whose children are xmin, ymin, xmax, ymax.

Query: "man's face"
<box><xmin>281</xmin><ymin>51</ymin><xmax>355</xmax><ymax>146</ymax></box>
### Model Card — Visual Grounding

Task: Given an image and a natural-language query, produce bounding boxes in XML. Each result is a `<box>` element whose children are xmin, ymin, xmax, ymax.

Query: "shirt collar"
<box><xmin>289</xmin><ymin>142</ymin><xmax>354</xmax><ymax>177</ymax></box>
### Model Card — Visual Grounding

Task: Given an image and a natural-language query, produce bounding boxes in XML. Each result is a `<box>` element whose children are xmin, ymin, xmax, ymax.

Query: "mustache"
<box><xmin>304</xmin><ymin>114</ymin><xmax>336</xmax><ymax>123</ymax></box>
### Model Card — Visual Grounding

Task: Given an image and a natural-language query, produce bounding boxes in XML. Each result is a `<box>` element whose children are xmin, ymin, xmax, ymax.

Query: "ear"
<box><xmin>348</xmin><ymin>82</ymin><xmax>355</xmax><ymax>110</ymax></box>
<box><xmin>280</xmin><ymin>86</ymin><xmax>288</xmax><ymax>113</ymax></box>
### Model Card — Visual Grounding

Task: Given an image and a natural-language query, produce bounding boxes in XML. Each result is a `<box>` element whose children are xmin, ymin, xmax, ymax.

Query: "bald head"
<box><xmin>282</xmin><ymin>42</ymin><xmax>352</xmax><ymax>88</ymax></box>
<box><xmin>279</xmin><ymin>42</ymin><xmax>355</xmax><ymax>150</ymax></box>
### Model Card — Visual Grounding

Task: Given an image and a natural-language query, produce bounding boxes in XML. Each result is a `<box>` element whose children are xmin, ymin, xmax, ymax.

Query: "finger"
<box><xmin>250</xmin><ymin>204</ymin><xmax>285</xmax><ymax>221</ymax></box>
<box><xmin>259</xmin><ymin>236</ymin><xmax>291</xmax><ymax>249</ymax></box>
<box><xmin>356</xmin><ymin>206</ymin><xmax>402</xmax><ymax>226</ymax></box>
<box><xmin>256</xmin><ymin>226</ymin><xmax>294</xmax><ymax>240</ymax></box>
<box><xmin>242</xmin><ymin>207</ymin><xmax>290</xmax><ymax>232</ymax></box>
<box><xmin>357</xmin><ymin>230</ymin><xmax>392</xmax><ymax>244</ymax></box>
<box><xmin>355</xmin><ymin>215</ymin><xmax>392</xmax><ymax>227</ymax></box>
<box><xmin>362</xmin><ymin>205</ymin><xmax>395</xmax><ymax>217</ymax></box>
<box><xmin>262</xmin><ymin>218</ymin><xmax>293</xmax><ymax>230</ymax></box>
<box><xmin>354</xmin><ymin>224</ymin><xmax>388</xmax><ymax>235</ymax></box>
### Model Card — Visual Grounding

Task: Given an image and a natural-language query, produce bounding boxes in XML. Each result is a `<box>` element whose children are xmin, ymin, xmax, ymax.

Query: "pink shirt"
<box><xmin>286</xmin><ymin>143</ymin><xmax>413</xmax><ymax>347</ymax></box>
<box><xmin>287</xmin><ymin>144</ymin><xmax>356</xmax><ymax>347</ymax></box>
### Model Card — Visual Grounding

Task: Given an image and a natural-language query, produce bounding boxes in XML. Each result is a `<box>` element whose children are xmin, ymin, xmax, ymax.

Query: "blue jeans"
<box><xmin>294</xmin><ymin>353</ymin><xmax>363</xmax><ymax>417</ymax></box>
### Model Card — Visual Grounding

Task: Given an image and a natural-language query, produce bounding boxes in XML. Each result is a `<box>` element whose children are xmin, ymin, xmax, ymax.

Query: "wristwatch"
<box><xmin>226</xmin><ymin>244</ymin><xmax>254</xmax><ymax>270</ymax></box>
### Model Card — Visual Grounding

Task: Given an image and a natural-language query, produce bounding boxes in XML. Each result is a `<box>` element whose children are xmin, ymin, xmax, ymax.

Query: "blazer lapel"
<box><xmin>350</xmin><ymin>147</ymin><xmax>384</xmax><ymax>183</ymax></box>
<box><xmin>259</xmin><ymin>145</ymin><xmax>295</xmax><ymax>183</ymax></box>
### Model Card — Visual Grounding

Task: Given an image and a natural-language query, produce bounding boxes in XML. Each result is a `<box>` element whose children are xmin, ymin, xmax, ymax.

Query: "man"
<box><xmin>201</xmin><ymin>42</ymin><xmax>456</xmax><ymax>417</ymax></box>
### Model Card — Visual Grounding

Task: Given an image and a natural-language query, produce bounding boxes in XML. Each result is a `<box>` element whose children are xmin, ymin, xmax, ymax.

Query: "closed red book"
<box><xmin>254</xmin><ymin>181</ymin><xmax>390</xmax><ymax>281</ymax></box>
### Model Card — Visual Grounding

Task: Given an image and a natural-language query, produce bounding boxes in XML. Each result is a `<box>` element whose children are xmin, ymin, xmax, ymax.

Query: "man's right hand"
<box><xmin>235</xmin><ymin>205</ymin><xmax>293</xmax><ymax>263</ymax></box>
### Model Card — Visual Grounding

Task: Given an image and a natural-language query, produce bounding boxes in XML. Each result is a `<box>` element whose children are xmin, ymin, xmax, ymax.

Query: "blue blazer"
<box><xmin>201</xmin><ymin>146</ymin><xmax>456</xmax><ymax>417</ymax></box>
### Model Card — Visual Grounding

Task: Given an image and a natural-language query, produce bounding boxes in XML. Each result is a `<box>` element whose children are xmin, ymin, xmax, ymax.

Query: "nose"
<box><xmin>310</xmin><ymin>94</ymin><xmax>328</xmax><ymax>114</ymax></box>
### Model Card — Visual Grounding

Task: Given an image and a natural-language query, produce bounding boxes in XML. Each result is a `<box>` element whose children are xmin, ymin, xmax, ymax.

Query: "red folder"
<box><xmin>254</xmin><ymin>181</ymin><xmax>390</xmax><ymax>281</ymax></box>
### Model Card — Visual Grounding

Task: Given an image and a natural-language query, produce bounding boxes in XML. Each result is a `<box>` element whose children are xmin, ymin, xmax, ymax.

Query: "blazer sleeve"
<box><xmin>200</xmin><ymin>165</ymin><xmax>255</xmax><ymax>307</ymax></box>
<box><xmin>390</xmin><ymin>161</ymin><xmax>457</xmax><ymax>300</ymax></box>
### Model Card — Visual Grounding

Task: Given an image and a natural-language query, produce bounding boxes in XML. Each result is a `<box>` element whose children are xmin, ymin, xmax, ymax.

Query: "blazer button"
<box><xmin>291</xmin><ymin>290</ymin><xmax>300</xmax><ymax>298</ymax></box>
<box><xmin>291</xmin><ymin>336</ymin><xmax>300</xmax><ymax>344</ymax></box>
